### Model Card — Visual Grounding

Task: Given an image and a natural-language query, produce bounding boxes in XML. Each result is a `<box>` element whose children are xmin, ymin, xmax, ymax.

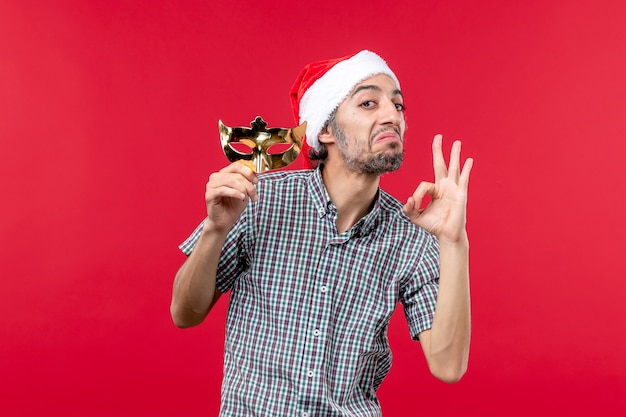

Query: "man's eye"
<box><xmin>394</xmin><ymin>103</ymin><xmax>406</xmax><ymax>111</ymax></box>
<box><xmin>361</xmin><ymin>100</ymin><xmax>375</xmax><ymax>108</ymax></box>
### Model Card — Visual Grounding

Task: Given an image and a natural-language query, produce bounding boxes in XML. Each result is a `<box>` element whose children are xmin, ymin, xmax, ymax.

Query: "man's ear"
<box><xmin>318</xmin><ymin>124</ymin><xmax>335</xmax><ymax>145</ymax></box>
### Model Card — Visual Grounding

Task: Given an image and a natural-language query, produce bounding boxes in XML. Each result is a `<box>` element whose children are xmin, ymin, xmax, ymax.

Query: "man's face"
<box><xmin>329</xmin><ymin>74</ymin><xmax>406</xmax><ymax>175</ymax></box>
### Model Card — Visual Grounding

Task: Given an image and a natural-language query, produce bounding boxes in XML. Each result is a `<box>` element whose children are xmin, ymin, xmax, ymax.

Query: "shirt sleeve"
<box><xmin>400</xmin><ymin>232</ymin><xmax>440</xmax><ymax>341</ymax></box>
<box><xmin>178</xmin><ymin>219</ymin><xmax>206</xmax><ymax>256</ymax></box>
<box><xmin>177</xmin><ymin>212</ymin><xmax>251</xmax><ymax>294</ymax></box>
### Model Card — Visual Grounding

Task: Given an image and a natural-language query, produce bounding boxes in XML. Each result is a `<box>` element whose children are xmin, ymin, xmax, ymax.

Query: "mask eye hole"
<box><xmin>267</xmin><ymin>143</ymin><xmax>293</xmax><ymax>155</ymax></box>
<box><xmin>228</xmin><ymin>142</ymin><xmax>254</xmax><ymax>155</ymax></box>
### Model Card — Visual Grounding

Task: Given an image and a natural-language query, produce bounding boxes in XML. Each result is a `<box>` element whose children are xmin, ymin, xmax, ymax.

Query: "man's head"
<box><xmin>322</xmin><ymin>73</ymin><xmax>405</xmax><ymax>174</ymax></box>
<box><xmin>290</xmin><ymin>50</ymin><xmax>405</xmax><ymax>173</ymax></box>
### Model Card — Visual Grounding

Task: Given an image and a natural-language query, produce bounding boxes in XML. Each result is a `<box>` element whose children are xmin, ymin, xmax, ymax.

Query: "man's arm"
<box><xmin>404</xmin><ymin>134</ymin><xmax>473</xmax><ymax>383</ymax></box>
<box><xmin>417</xmin><ymin>236</ymin><xmax>470</xmax><ymax>383</ymax></box>
<box><xmin>170</xmin><ymin>162</ymin><xmax>258</xmax><ymax>328</ymax></box>
<box><xmin>170</xmin><ymin>227</ymin><xmax>227</xmax><ymax>328</ymax></box>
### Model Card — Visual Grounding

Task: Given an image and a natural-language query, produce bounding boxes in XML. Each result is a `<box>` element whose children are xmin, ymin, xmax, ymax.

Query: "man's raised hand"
<box><xmin>403</xmin><ymin>134</ymin><xmax>473</xmax><ymax>244</ymax></box>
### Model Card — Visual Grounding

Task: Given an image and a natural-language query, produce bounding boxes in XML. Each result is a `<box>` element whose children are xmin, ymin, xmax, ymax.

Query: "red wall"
<box><xmin>2</xmin><ymin>0</ymin><xmax>625</xmax><ymax>415</ymax></box>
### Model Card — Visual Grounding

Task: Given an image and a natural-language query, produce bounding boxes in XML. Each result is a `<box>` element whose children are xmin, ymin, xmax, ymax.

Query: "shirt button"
<box><xmin>320</xmin><ymin>285</ymin><xmax>327</xmax><ymax>293</ymax></box>
<box><xmin>307</xmin><ymin>370</ymin><xmax>314</xmax><ymax>378</ymax></box>
<box><xmin>313</xmin><ymin>329</ymin><xmax>321</xmax><ymax>337</ymax></box>
<box><xmin>302</xmin><ymin>413</ymin><xmax>309</xmax><ymax>417</ymax></box>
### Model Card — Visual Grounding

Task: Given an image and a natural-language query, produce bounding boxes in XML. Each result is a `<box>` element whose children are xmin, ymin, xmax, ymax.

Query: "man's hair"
<box><xmin>307</xmin><ymin>108</ymin><xmax>336</xmax><ymax>166</ymax></box>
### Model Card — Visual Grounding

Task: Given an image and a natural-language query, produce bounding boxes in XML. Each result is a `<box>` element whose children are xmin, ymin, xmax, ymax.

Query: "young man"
<box><xmin>171</xmin><ymin>50</ymin><xmax>473</xmax><ymax>416</ymax></box>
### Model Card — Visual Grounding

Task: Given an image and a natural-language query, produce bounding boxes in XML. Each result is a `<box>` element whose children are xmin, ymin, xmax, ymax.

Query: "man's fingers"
<box><xmin>448</xmin><ymin>140</ymin><xmax>462</xmax><ymax>182</ymax></box>
<box><xmin>225</xmin><ymin>161</ymin><xmax>259</xmax><ymax>184</ymax></box>
<box><xmin>460</xmin><ymin>157</ymin><xmax>474</xmax><ymax>189</ymax></box>
<box><xmin>433</xmin><ymin>135</ymin><xmax>472</xmax><ymax>187</ymax></box>
<box><xmin>406</xmin><ymin>181</ymin><xmax>436</xmax><ymax>214</ymax></box>
<box><xmin>432</xmin><ymin>134</ymin><xmax>448</xmax><ymax>182</ymax></box>
<box><xmin>206</xmin><ymin>185</ymin><xmax>248</xmax><ymax>202</ymax></box>
<box><xmin>231</xmin><ymin>162</ymin><xmax>259</xmax><ymax>201</ymax></box>
<box><xmin>403</xmin><ymin>196</ymin><xmax>417</xmax><ymax>215</ymax></box>
<box><xmin>207</xmin><ymin>168</ymin><xmax>258</xmax><ymax>202</ymax></box>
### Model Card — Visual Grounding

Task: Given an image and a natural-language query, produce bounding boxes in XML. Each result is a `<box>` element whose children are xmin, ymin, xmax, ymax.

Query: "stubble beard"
<box><xmin>332</xmin><ymin>121</ymin><xmax>404</xmax><ymax>175</ymax></box>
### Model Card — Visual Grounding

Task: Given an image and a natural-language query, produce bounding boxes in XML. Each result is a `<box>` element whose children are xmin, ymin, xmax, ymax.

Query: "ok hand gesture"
<box><xmin>403</xmin><ymin>134</ymin><xmax>473</xmax><ymax>245</ymax></box>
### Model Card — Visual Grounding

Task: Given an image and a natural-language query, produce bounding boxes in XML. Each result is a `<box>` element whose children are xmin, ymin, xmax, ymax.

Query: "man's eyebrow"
<box><xmin>350</xmin><ymin>84</ymin><xmax>403</xmax><ymax>98</ymax></box>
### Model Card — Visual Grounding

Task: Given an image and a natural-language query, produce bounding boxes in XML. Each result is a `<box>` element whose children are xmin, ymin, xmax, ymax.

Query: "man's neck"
<box><xmin>320</xmin><ymin>160</ymin><xmax>380</xmax><ymax>234</ymax></box>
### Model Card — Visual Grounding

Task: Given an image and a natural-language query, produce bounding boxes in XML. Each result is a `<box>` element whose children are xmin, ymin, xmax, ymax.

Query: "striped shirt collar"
<box><xmin>308</xmin><ymin>165</ymin><xmax>381</xmax><ymax>238</ymax></box>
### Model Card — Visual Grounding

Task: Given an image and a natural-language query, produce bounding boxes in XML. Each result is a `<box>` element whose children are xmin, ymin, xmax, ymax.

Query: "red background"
<box><xmin>2</xmin><ymin>0</ymin><xmax>626</xmax><ymax>415</ymax></box>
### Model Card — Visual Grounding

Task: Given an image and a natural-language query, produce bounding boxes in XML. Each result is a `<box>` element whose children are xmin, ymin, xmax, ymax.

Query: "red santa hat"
<box><xmin>289</xmin><ymin>50</ymin><xmax>400</xmax><ymax>153</ymax></box>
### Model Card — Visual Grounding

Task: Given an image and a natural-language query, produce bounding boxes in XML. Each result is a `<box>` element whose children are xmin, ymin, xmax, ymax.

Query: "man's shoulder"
<box><xmin>377</xmin><ymin>189</ymin><xmax>407</xmax><ymax>220</ymax></box>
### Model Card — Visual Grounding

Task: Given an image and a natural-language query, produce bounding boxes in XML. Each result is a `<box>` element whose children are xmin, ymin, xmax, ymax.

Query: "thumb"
<box><xmin>403</xmin><ymin>196</ymin><xmax>417</xmax><ymax>216</ymax></box>
<box><xmin>403</xmin><ymin>196</ymin><xmax>425</xmax><ymax>222</ymax></box>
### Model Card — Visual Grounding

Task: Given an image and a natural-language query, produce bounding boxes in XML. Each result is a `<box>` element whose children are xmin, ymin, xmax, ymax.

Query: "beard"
<box><xmin>332</xmin><ymin>121</ymin><xmax>404</xmax><ymax>175</ymax></box>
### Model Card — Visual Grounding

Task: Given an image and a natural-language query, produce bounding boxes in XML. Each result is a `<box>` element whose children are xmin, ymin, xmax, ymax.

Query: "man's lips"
<box><xmin>373</xmin><ymin>131</ymin><xmax>402</xmax><ymax>145</ymax></box>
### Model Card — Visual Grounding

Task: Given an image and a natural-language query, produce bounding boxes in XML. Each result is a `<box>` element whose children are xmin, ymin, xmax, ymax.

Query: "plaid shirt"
<box><xmin>180</xmin><ymin>167</ymin><xmax>440</xmax><ymax>417</ymax></box>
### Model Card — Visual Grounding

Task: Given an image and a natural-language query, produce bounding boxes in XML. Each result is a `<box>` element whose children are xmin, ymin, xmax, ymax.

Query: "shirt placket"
<box><xmin>297</xmin><ymin>207</ymin><xmax>347</xmax><ymax>417</ymax></box>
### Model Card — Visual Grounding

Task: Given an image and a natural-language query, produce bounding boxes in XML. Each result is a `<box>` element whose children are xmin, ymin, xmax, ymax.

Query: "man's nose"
<box><xmin>379</xmin><ymin>98</ymin><xmax>403</xmax><ymax>126</ymax></box>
